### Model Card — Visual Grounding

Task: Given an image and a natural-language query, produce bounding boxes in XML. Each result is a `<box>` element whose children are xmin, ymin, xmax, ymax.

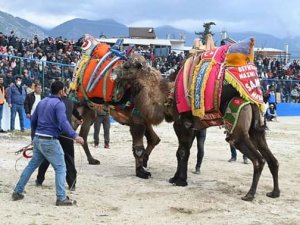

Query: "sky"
<box><xmin>1</xmin><ymin>0</ymin><xmax>300</xmax><ymax>38</ymax></box>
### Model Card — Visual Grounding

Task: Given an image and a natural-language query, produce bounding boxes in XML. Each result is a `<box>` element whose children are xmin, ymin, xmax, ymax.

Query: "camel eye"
<box><xmin>123</xmin><ymin>62</ymin><xmax>130</xmax><ymax>69</ymax></box>
<box><xmin>135</xmin><ymin>62</ymin><xmax>142</xmax><ymax>69</ymax></box>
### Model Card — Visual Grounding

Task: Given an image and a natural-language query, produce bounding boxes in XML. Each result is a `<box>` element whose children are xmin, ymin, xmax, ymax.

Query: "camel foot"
<box><xmin>168</xmin><ymin>176</ymin><xmax>177</xmax><ymax>184</ymax></box>
<box><xmin>266</xmin><ymin>190</ymin><xmax>280</xmax><ymax>198</ymax></box>
<box><xmin>169</xmin><ymin>176</ymin><xmax>188</xmax><ymax>186</ymax></box>
<box><xmin>241</xmin><ymin>194</ymin><xmax>255</xmax><ymax>201</ymax></box>
<box><xmin>88</xmin><ymin>158</ymin><xmax>100</xmax><ymax>165</ymax></box>
<box><xmin>136</xmin><ymin>166</ymin><xmax>151</xmax><ymax>179</ymax></box>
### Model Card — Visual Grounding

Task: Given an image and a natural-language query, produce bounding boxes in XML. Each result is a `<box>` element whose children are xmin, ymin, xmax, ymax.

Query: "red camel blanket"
<box><xmin>175</xmin><ymin>56</ymin><xmax>200</xmax><ymax>113</ymax></box>
<box><xmin>225</xmin><ymin>64</ymin><xmax>265</xmax><ymax>111</ymax></box>
<box><xmin>190</xmin><ymin>44</ymin><xmax>230</xmax><ymax>118</ymax></box>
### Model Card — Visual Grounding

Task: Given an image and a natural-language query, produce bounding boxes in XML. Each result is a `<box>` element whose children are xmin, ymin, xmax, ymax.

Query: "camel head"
<box><xmin>114</xmin><ymin>52</ymin><xmax>150</xmax><ymax>81</ymax></box>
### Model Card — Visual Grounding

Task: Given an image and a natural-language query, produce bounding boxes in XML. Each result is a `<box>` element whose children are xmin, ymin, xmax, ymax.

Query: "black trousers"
<box><xmin>36</xmin><ymin>137</ymin><xmax>77</xmax><ymax>188</ymax></box>
<box><xmin>195</xmin><ymin>129</ymin><xmax>207</xmax><ymax>169</ymax></box>
<box><xmin>93</xmin><ymin>114</ymin><xmax>110</xmax><ymax>146</ymax></box>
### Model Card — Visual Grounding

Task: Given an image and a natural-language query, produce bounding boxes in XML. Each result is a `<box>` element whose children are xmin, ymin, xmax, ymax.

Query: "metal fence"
<box><xmin>0</xmin><ymin>54</ymin><xmax>76</xmax><ymax>95</ymax></box>
<box><xmin>260</xmin><ymin>78</ymin><xmax>300</xmax><ymax>103</ymax></box>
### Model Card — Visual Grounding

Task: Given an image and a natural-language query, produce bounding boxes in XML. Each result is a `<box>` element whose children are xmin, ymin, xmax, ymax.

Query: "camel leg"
<box><xmin>229</xmin><ymin>105</ymin><xmax>265</xmax><ymax>201</ymax></box>
<box><xmin>251</xmin><ymin>127</ymin><xmax>280</xmax><ymax>198</ymax></box>
<box><xmin>233</xmin><ymin>139</ymin><xmax>265</xmax><ymax>201</ymax></box>
<box><xmin>169</xmin><ymin>118</ymin><xmax>195</xmax><ymax>186</ymax></box>
<box><xmin>143</xmin><ymin>125</ymin><xmax>161</xmax><ymax>168</ymax></box>
<box><xmin>79</xmin><ymin>106</ymin><xmax>100</xmax><ymax>165</ymax></box>
<box><xmin>130</xmin><ymin>121</ymin><xmax>151</xmax><ymax>179</ymax></box>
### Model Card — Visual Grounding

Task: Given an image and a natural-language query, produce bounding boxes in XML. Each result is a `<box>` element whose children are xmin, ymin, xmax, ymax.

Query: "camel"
<box><xmin>72</xmin><ymin>43</ymin><xmax>173</xmax><ymax>179</ymax></box>
<box><xmin>115</xmin><ymin>45</ymin><xmax>280</xmax><ymax>201</ymax></box>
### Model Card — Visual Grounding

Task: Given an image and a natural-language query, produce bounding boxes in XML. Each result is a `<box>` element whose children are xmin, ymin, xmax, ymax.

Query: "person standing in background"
<box><xmin>0</xmin><ymin>75</ymin><xmax>6</xmax><ymax>132</ymax></box>
<box><xmin>7</xmin><ymin>76</ymin><xmax>27</xmax><ymax>132</ymax></box>
<box><xmin>94</xmin><ymin>105</ymin><xmax>110</xmax><ymax>149</ymax></box>
<box><xmin>194</xmin><ymin>129</ymin><xmax>207</xmax><ymax>174</ymax></box>
<box><xmin>24</xmin><ymin>83</ymin><xmax>42</xmax><ymax>119</ymax></box>
<box><xmin>228</xmin><ymin>144</ymin><xmax>248</xmax><ymax>164</ymax></box>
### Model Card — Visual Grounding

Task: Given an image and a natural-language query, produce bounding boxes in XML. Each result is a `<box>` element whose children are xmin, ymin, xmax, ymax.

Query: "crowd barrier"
<box><xmin>276</xmin><ymin>103</ymin><xmax>300</xmax><ymax>116</ymax></box>
<box><xmin>1</xmin><ymin>103</ymin><xmax>31</xmax><ymax>131</ymax></box>
<box><xmin>0</xmin><ymin>102</ymin><xmax>298</xmax><ymax>133</ymax></box>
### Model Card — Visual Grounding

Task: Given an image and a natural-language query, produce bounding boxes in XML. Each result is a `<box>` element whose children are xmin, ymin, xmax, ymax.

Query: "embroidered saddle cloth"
<box><xmin>71</xmin><ymin>34</ymin><xmax>124</xmax><ymax>103</ymax></box>
<box><xmin>185</xmin><ymin>37</ymin><xmax>264</xmax><ymax>128</ymax></box>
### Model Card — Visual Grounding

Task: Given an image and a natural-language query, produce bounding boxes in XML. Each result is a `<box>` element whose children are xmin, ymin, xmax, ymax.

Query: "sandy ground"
<box><xmin>0</xmin><ymin>117</ymin><xmax>299</xmax><ymax>225</ymax></box>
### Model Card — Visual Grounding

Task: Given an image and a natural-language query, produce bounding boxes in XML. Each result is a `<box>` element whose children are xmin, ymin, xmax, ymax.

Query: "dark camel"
<box><xmin>118</xmin><ymin>52</ymin><xmax>280</xmax><ymax>201</ymax></box>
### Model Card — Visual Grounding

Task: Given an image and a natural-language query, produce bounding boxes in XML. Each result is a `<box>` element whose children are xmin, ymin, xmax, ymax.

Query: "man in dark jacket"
<box><xmin>24</xmin><ymin>83</ymin><xmax>42</xmax><ymax>119</ymax></box>
<box><xmin>7</xmin><ymin>76</ymin><xmax>27</xmax><ymax>131</ymax></box>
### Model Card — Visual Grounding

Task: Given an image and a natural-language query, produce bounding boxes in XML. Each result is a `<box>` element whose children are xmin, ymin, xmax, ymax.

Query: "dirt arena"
<box><xmin>0</xmin><ymin>117</ymin><xmax>299</xmax><ymax>225</ymax></box>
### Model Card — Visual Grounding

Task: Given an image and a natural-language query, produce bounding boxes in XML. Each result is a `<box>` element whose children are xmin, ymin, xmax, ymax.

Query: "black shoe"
<box><xmin>193</xmin><ymin>167</ymin><xmax>201</xmax><ymax>174</ymax></box>
<box><xmin>35</xmin><ymin>180</ymin><xmax>42</xmax><ymax>186</ymax></box>
<box><xmin>56</xmin><ymin>196</ymin><xmax>77</xmax><ymax>206</ymax></box>
<box><xmin>12</xmin><ymin>192</ymin><xmax>24</xmax><ymax>201</ymax></box>
<box><xmin>0</xmin><ymin>129</ymin><xmax>6</xmax><ymax>133</ymax></box>
<box><xmin>228</xmin><ymin>157</ymin><xmax>236</xmax><ymax>162</ymax></box>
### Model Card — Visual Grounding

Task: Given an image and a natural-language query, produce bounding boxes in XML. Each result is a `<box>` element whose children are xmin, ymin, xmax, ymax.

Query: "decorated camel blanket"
<box><xmin>181</xmin><ymin>37</ymin><xmax>265</xmax><ymax>122</ymax></box>
<box><xmin>190</xmin><ymin>44</ymin><xmax>230</xmax><ymax>118</ymax></box>
<box><xmin>224</xmin><ymin>64</ymin><xmax>264</xmax><ymax>109</ymax></box>
<box><xmin>223</xmin><ymin>97</ymin><xmax>251</xmax><ymax>134</ymax></box>
<box><xmin>175</xmin><ymin>56</ymin><xmax>200</xmax><ymax>113</ymax></box>
<box><xmin>70</xmin><ymin>34</ymin><xmax>126</xmax><ymax>103</ymax></box>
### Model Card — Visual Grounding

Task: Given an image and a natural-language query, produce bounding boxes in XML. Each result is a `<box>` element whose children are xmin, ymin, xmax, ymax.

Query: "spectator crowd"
<box><xmin>0</xmin><ymin>30</ymin><xmax>299</xmax><ymax>127</ymax></box>
<box><xmin>0</xmin><ymin>30</ymin><xmax>81</xmax><ymax>90</ymax></box>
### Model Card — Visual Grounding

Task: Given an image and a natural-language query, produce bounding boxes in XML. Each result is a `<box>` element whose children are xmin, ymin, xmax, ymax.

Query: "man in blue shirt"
<box><xmin>7</xmin><ymin>76</ymin><xmax>27</xmax><ymax>131</ymax></box>
<box><xmin>12</xmin><ymin>81</ymin><xmax>84</xmax><ymax>206</ymax></box>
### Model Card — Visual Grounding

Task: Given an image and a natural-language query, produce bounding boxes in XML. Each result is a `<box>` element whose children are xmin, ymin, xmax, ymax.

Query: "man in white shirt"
<box><xmin>24</xmin><ymin>83</ymin><xmax>42</xmax><ymax>119</ymax></box>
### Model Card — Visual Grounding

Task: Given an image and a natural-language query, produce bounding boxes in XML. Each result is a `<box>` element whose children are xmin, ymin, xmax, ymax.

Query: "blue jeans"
<box><xmin>0</xmin><ymin>104</ymin><xmax>3</xmax><ymax>129</ymax></box>
<box><xmin>10</xmin><ymin>104</ymin><xmax>24</xmax><ymax>131</ymax></box>
<box><xmin>14</xmin><ymin>137</ymin><xmax>67</xmax><ymax>201</ymax></box>
<box><xmin>230</xmin><ymin>144</ymin><xmax>247</xmax><ymax>160</ymax></box>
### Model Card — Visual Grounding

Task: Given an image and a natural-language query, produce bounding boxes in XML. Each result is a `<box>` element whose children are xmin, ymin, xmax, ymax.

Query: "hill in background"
<box><xmin>1</xmin><ymin>10</ymin><xmax>300</xmax><ymax>58</ymax></box>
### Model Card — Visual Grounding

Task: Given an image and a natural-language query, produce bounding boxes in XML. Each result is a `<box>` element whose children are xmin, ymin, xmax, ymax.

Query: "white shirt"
<box><xmin>31</xmin><ymin>93</ymin><xmax>41</xmax><ymax>115</ymax></box>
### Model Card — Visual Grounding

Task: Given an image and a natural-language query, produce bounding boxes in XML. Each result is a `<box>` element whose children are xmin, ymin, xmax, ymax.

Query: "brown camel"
<box><xmin>116</xmin><ymin>52</ymin><xmax>280</xmax><ymax>201</ymax></box>
<box><xmin>73</xmin><ymin>52</ymin><xmax>173</xmax><ymax>179</ymax></box>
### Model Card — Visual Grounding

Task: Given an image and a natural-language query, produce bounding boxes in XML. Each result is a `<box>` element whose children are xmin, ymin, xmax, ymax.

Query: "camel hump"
<box><xmin>190</xmin><ymin>34</ymin><xmax>216</xmax><ymax>55</ymax></box>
